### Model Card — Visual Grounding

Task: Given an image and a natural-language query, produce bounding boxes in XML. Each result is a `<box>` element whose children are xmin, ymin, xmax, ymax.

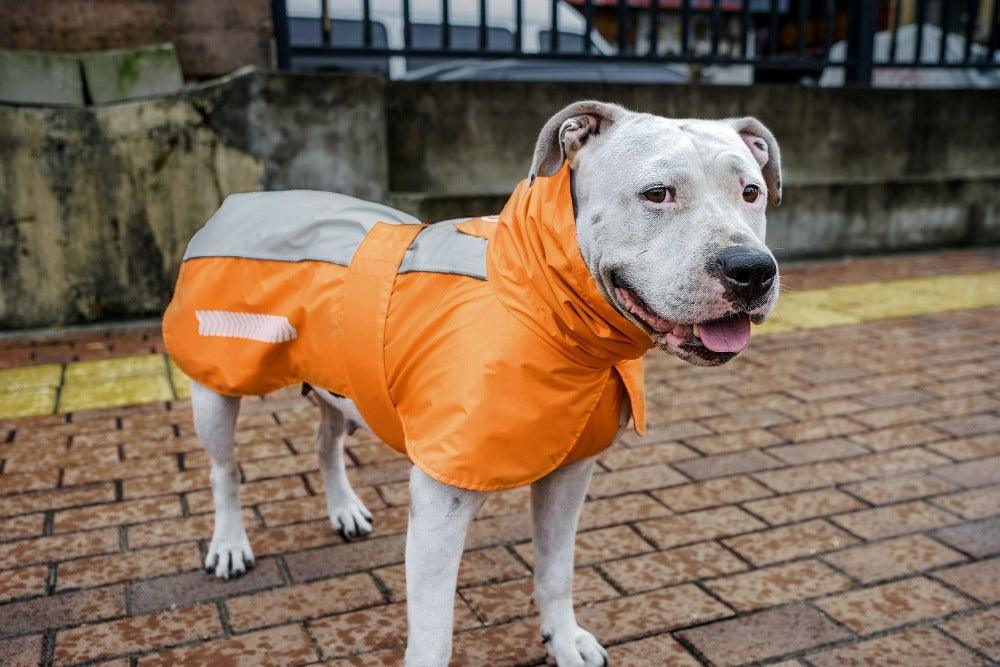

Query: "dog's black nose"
<box><xmin>718</xmin><ymin>246</ymin><xmax>777</xmax><ymax>301</ymax></box>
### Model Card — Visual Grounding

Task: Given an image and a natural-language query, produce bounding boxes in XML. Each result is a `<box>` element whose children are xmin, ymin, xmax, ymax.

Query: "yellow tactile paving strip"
<box><xmin>0</xmin><ymin>270</ymin><xmax>998</xmax><ymax>419</ymax></box>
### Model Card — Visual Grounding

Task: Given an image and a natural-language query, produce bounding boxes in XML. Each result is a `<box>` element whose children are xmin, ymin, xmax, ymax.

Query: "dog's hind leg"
<box><xmin>191</xmin><ymin>381</ymin><xmax>254</xmax><ymax>579</ymax></box>
<box><xmin>405</xmin><ymin>467</ymin><xmax>487</xmax><ymax>667</ymax></box>
<box><xmin>532</xmin><ymin>457</ymin><xmax>607</xmax><ymax>667</ymax></box>
<box><xmin>314</xmin><ymin>393</ymin><xmax>373</xmax><ymax>540</ymax></box>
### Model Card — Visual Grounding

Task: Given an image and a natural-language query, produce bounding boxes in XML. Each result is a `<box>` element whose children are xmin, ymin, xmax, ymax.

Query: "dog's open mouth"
<box><xmin>614</xmin><ymin>286</ymin><xmax>751</xmax><ymax>362</ymax></box>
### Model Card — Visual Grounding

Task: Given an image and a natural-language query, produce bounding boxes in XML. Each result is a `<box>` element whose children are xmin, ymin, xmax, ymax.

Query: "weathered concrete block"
<box><xmin>81</xmin><ymin>43</ymin><xmax>183</xmax><ymax>104</ymax></box>
<box><xmin>0</xmin><ymin>48</ymin><xmax>84</xmax><ymax>105</ymax></box>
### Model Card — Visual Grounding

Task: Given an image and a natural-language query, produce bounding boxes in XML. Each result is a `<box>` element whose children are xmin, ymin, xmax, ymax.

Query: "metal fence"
<box><xmin>272</xmin><ymin>0</ymin><xmax>1000</xmax><ymax>85</ymax></box>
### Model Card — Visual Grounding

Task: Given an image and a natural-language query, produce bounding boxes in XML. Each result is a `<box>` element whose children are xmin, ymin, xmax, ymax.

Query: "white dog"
<box><xmin>182</xmin><ymin>101</ymin><xmax>781</xmax><ymax>666</ymax></box>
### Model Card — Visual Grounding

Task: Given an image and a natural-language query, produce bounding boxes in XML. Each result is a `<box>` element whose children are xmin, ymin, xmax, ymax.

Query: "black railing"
<box><xmin>272</xmin><ymin>0</ymin><xmax>1000</xmax><ymax>85</ymax></box>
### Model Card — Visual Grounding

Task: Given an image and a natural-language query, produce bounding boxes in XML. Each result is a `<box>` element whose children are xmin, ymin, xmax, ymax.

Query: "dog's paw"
<box><xmin>544</xmin><ymin>627</ymin><xmax>608</xmax><ymax>667</ymax></box>
<box><xmin>205</xmin><ymin>532</ymin><xmax>254</xmax><ymax>580</ymax></box>
<box><xmin>328</xmin><ymin>493</ymin><xmax>373</xmax><ymax>541</ymax></box>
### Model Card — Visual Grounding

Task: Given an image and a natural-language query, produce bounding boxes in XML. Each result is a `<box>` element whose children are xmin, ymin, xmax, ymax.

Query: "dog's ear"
<box><xmin>729</xmin><ymin>117</ymin><xmax>782</xmax><ymax>206</ymax></box>
<box><xmin>530</xmin><ymin>100</ymin><xmax>624</xmax><ymax>182</ymax></box>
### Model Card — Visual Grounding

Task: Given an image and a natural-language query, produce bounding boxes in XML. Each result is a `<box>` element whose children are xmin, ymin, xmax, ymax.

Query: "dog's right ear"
<box><xmin>530</xmin><ymin>100</ymin><xmax>624</xmax><ymax>182</ymax></box>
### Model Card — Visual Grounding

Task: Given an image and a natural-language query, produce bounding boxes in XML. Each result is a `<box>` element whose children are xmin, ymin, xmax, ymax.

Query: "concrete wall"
<box><xmin>1</xmin><ymin>69</ymin><xmax>998</xmax><ymax>329</ymax></box>
<box><xmin>0</xmin><ymin>0</ymin><xmax>272</xmax><ymax>79</ymax></box>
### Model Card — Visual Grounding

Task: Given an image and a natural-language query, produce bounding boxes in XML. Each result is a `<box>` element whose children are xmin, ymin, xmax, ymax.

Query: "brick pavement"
<box><xmin>0</xmin><ymin>248</ymin><xmax>998</xmax><ymax>665</ymax></box>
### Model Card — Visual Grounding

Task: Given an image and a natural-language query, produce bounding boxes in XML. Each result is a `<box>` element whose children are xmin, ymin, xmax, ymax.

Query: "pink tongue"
<box><xmin>698</xmin><ymin>314</ymin><xmax>752</xmax><ymax>353</ymax></box>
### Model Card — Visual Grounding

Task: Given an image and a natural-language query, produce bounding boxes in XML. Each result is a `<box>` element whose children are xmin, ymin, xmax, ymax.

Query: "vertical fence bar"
<box><xmin>915</xmin><ymin>0</ymin><xmax>927</xmax><ymax>63</ymax></box>
<box><xmin>617</xmin><ymin>0</ymin><xmax>629</xmax><ymax>55</ymax></box>
<box><xmin>403</xmin><ymin>0</ymin><xmax>412</xmax><ymax>49</ymax></box>
<box><xmin>962</xmin><ymin>0</ymin><xmax>977</xmax><ymax>63</ymax></box>
<box><xmin>321</xmin><ymin>0</ymin><xmax>330</xmax><ymax>45</ymax></box>
<box><xmin>362</xmin><ymin>0</ymin><xmax>372</xmax><ymax>47</ymax></box>
<box><xmin>824</xmin><ymin>0</ymin><xmax>835</xmax><ymax>56</ymax></box>
<box><xmin>989</xmin><ymin>0</ymin><xmax>1000</xmax><ymax>61</ymax></box>
<box><xmin>271</xmin><ymin>0</ymin><xmax>291</xmax><ymax>69</ymax></box>
<box><xmin>938</xmin><ymin>0</ymin><xmax>950</xmax><ymax>63</ymax></box>
<box><xmin>515</xmin><ymin>0</ymin><xmax>523</xmax><ymax>53</ymax></box>
<box><xmin>711</xmin><ymin>0</ymin><xmax>721</xmax><ymax>57</ymax></box>
<box><xmin>741</xmin><ymin>0</ymin><xmax>751</xmax><ymax>58</ymax></box>
<box><xmin>479</xmin><ymin>0</ymin><xmax>488</xmax><ymax>50</ymax></box>
<box><xmin>584</xmin><ymin>0</ymin><xmax>594</xmax><ymax>54</ymax></box>
<box><xmin>442</xmin><ymin>0</ymin><xmax>451</xmax><ymax>48</ymax></box>
<box><xmin>682</xmin><ymin>0</ymin><xmax>691</xmax><ymax>58</ymax></box>
<box><xmin>797</xmin><ymin>0</ymin><xmax>808</xmax><ymax>59</ymax></box>
<box><xmin>889</xmin><ymin>0</ymin><xmax>902</xmax><ymax>63</ymax></box>
<box><xmin>551</xmin><ymin>0</ymin><xmax>560</xmax><ymax>52</ymax></box>
<box><xmin>769</xmin><ymin>0</ymin><xmax>779</xmax><ymax>56</ymax></box>
<box><xmin>649</xmin><ymin>0</ymin><xmax>660</xmax><ymax>57</ymax></box>
<box><xmin>845</xmin><ymin>0</ymin><xmax>877</xmax><ymax>83</ymax></box>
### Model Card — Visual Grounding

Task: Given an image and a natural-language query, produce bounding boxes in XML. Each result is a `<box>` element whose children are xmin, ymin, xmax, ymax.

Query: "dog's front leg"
<box><xmin>405</xmin><ymin>467</ymin><xmax>487</xmax><ymax>667</ymax></box>
<box><xmin>532</xmin><ymin>457</ymin><xmax>607</xmax><ymax>667</ymax></box>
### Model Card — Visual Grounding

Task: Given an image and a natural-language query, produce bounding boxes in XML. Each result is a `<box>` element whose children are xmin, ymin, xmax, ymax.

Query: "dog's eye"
<box><xmin>742</xmin><ymin>184</ymin><xmax>760</xmax><ymax>203</ymax></box>
<box><xmin>643</xmin><ymin>186</ymin><xmax>673</xmax><ymax>204</ymax></box>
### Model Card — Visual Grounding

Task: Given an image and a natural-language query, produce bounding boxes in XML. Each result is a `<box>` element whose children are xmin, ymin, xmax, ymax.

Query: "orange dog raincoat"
<box><xmin>163</xmin><ymin>162</ymin><xmax>652</xmax><ymax>490</ymax></box>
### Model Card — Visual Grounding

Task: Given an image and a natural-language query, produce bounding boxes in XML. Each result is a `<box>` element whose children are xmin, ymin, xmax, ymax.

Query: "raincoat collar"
<box><xmin>487</xmin><ymin>161</ymin><xmax>653</xmax><ymax>368</ymax></box>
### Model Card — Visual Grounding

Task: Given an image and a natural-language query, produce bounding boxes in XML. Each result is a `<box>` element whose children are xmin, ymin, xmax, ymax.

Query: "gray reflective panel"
<box><xmin>184</xmin><ymin>190</ymin><xmax>421</xmax><ymax>265</ymax></box>
<box><xmin>398</xmin><ymin>219</ymin><xmax>488</xmax><ymax>280</ymax></box>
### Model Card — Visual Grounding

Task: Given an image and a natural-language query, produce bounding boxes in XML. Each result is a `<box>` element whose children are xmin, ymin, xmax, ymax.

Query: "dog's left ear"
<box><xmin>729</xmin><ymin>117</ymin><xmax>782</xmax><ymax>206</ymax></box>
<box><xmin>530</xmin><ymin>100</ymin><xmax>625</xmax><ymax>182</ymax></box>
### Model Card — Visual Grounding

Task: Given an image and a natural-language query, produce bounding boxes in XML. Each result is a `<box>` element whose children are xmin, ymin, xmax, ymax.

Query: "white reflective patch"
<box><xmin>196</xmin><ymin>311</ymin><xmax>297</xmax><ymax>343</ymax></box>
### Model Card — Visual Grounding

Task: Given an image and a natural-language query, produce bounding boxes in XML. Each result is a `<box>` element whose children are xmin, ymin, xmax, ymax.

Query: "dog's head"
<box><xmin>531</xmin><ymin>101</ymin><xmax>781</xmax><ymax>366</ymax></box>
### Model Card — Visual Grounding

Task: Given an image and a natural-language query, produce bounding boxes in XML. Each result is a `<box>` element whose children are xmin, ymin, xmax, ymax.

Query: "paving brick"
<box><xmin>606</xmin><ymin>634</ymin><xmax>700</xmax><ymax>666</ymax></box>
<box><xmin>121</xmin><ymin>469</ymin><xmax>209</xmax><ymax>499</ymax></box>
<box><xmin>587</xmin><ymin>463</ymin><xmax>688</xmax><ymax>497</ymax></box>
<box><xmin>840</xmin><ymin>447</ymin><xmax>950</xmax><ymax>478</ymax></box>
<box><xmin>447</xmin><ymin>618</ymin><xmax>545</xmax><ymax>665</ymax></box>
<box><xmin>677</xmin><ymin>602</ymin><xmax>851</xmax><ymax>665</ymax></box>
<box><xmin>130</xmin><ymin>557</ymin><xmax>284</xmax><ymax>614</ymax></box>
<box><xmin>460</xmin><ymin>568</ymin><xmax>615</xmax><ymax>625</ymax></box>
<box><xmin>0</xmin><ymin>564</ymin><xmax>47</xmax><ymax>603</ymax></box>
<box><xmin>932</xmin><ymin>413</ymin><xmax>1000</xmax><ymax>437</ymax></box>
<box><xmin>849</xmin><ymin>423</ymin><xmax>948</xmax><ymax>451</ymax></box>
<box><xmin>672</xmin><ymin>449</ymin><xmax>784</xmax><ymax>480</ymax></box>
<box><xmin>226</xmin><ymin>573</ymin><xmax>383</xmax><ymax>632</ymax></box>
<box><xmin>57</xmin><ymin>542</ymin><xmax>202</xmax><ymax>590</ymax></box>
<box><xmin>53</xmin><ymin>496</ymin><xmax>182</xmax><ymax>533</ymax></box>
<box><xmin>62</xmin><ymin>455</ymin><xmax>178</xmax><ymax>485</ymax></box>
<box><xmin>684</xmin><ymin>428</ymin><xmax>785</xmax><ymax>455</ymax></box>
<box><xmin>596</xmin><ymin>441</ymin><xmax>697</xmax><ymax>470</ymax></box>
<box><xmin>855</xmin><ymin>389</ymin><xmax>934</xmax><ymax>409</ymax></box>
<box><xmin>311</xmin><ymin>600</ymin><xmax>478</xmax><ymax>658</ymax></box>
<box><xmin>842</xmin><ymin>472</ymin><xmax>958</xmax><ymax>505</ymax></box>
<box><xmin>823</xmin><ymin>534</ymin><xmax>966</xmax><ymax>584</ymax></box>
<box><xmin>374</xmin><ymin>546</ymin><xmax>529</xmax><ymax>601</ymax></box>
<box><xmin>53</xmin><ymin>604</ymin><xmax>222</xmax><ymax>664</ymax></box>
<box><xmin>934</xmin><ymin>454</ymin><xmax>1000</xmax><ymax>487</ymax></box>
<box><xmin>933</xmin><ymin>516</ymin><xmax>1000</xmax><ymax>557</ymax></box>
<box><xmin>636</xmin><ymin>506</ymin><xmax>766</xmax><ymax>550</ymax></box>
<box><xmin>807</xmin><ymin>628</ymin><xmax>982</xmax><ymax>667</ymax></box>
<box><xmin>138</xmin><ymin>624</ymin><xmax>318</xmax><ymax>666</ymax></box>
<box><xmin>928</xmin><ymin>433</ymin><xmax>1000</xmax><ymax>460</ymax></box>
<box><xmin>933</xmin><ymin>557</ymin><xmax>1000</xmax><ymax>603</ymax></box>
<box><xmin>701</xmin><ymin>410</ymin><xmax>791</xmax><ymax>434</ymax></box>
<box><xmin>766</xmin><ymin>437</ymin><xmax>869</xmax><ymax>464</ymax></box>
<box><xmin>723</xmin><ymin>519</ymin><xmax>858</xmax><ymax>565</ymax></box>
<box><xmin>284</xmin><ymin>535</ymin><xmax>406</xmax><ymax>583</ymax></box>
<box><xmin>0</xmin><ymin>513</ymin><xmax>45</xmax><ymax>541</ymax></box>
<box><xmin>514</xmin><ymin>525</ymin><xmax>653</xmax><ymax>568</ymax></box>
<box><xmin>0</xmin><ymin>482</ymin><xmax>116</xmax><ymax>517</ymax></box>
<box><xmin>743</xmin><ymin>488</ymin><xmax>866</xmax><ymax>525</ymax></box>
<box><xmin>651</xmin><ymin>475</ymin><xmax>773</xmax><ymax>512</ymax></box>
<box><xmin>620</xmin><ymin>421</ymin><xmax>712</xmax><ymax>446</ymax></box>
<box><xmin>0</xmin><ymin>635</ymin><xmax>42</xmax><ymax>667</ymax></box>
<box><xmin>832</xmin><ymin>500</ymin><xmax>960</xmax><ymax>540</ymax></box>
<box><xmin>601</xmin><ymin>541</ymin><xmax>746</xmax><ymax>594</ymax></box>
<box><xmin>705</xmin><ymin>558</ymin><xmax>852</xmax><ymax>611</ymax></box>
<box><xmin>930</xmin><ymin>484</ymin><xmax>1000</xmax><ymax>519</ymax></box>
<box><xmin>815</xmin><ymin>577</ymin><xmax>972</xmax><ymax>635</ymax></box>
<box><xmin>938</xmin><ymin>607</ymin><xmax>1000</xmax><ymax>660</ymax></box>
<box><xmin>576</xmin><ymin>493</ymin><xmax>672</xmax><ymax>531</ymax></box>
<box><xmin>0</xmin><ymin>470</ymin><xmax>59</xmax><ymax>495</ymax></box>
<box><xmin>769</xmin><ymin>416</ymin><xmax>867</xmax><ymax>443</ymax></box>
<box><xmin>0</xmin><ymin>528</ymin><xmax>119</xmax><ymax>568</ymax></box>
<box><xmin>753</xmin><ymin>460</ymin><xmax>862</xmax><ymax>493</ymax></box>
<box><xmin>0</xmin><ymin>585</ymin><xmax>124</xmax><ymax>638</ymax></box>
<box><xmin>851</xmin><ymin>404</ymin><xmax>935</xmax><ymax>429</ymax></box>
